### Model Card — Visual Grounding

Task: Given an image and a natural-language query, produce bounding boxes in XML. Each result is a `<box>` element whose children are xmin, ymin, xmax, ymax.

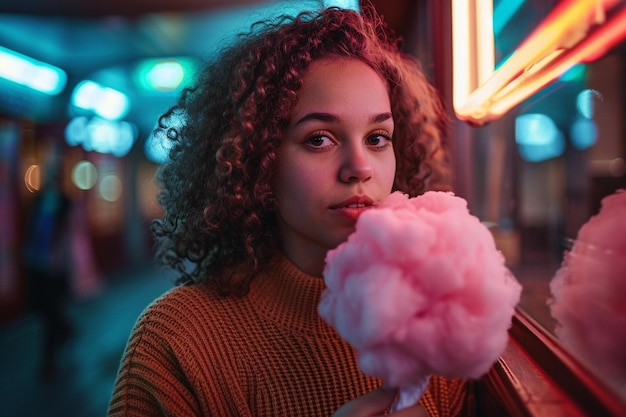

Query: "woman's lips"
<box><xmin>330</xmin><ymin>196</ymin><xmax>375</xmax><ymax>221</ymax></box>
<box><xmin>332</xmin><ymin>206</ymin><xmax>373</xmax><ymax>221</ymax></box>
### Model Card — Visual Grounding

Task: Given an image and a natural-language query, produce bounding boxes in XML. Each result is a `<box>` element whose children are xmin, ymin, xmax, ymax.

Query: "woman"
<box><xmin>108</xmin><ymin>6</ymin><xmax>472</xmax><ymax>416</ymax></box>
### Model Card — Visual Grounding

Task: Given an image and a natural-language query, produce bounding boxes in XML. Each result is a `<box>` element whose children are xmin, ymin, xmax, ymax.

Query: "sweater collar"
<box><xmin>249</xmin><ymin>254</ymin><xmax>335</xmax><ymax>334</ymax></box>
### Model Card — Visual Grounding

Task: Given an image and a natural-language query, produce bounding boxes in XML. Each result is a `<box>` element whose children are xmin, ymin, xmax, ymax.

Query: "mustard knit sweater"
<box><xmin>108</xmin><ymin>256</ymin><xmax>473</xmax><ymax>416</ymax></box>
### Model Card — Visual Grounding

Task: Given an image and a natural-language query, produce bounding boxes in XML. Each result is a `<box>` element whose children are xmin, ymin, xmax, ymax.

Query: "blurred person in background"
<box><xmin>22</xmin><ymin>147</ymin><xmax>75</xmax><ymax>381</ymax></box>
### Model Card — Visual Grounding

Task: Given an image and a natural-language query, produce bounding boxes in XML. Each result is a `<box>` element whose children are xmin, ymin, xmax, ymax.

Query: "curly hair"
<box><xmin>151</xmin><ymin>6</ymin><xmax>451</xmax><ymax>295</ymax></box>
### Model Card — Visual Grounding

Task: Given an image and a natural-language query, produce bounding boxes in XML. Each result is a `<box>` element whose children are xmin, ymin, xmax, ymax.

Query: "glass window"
<box><xmin>473</xmin><ymin>0</ymin><xmax>626</xmax><ymax>405</ymax></box>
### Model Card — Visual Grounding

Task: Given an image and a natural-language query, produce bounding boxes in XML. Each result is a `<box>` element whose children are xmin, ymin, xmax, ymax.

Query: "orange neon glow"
<box><xmin>452</xmin><ymin>0</ymin><xmax>625</xmax><ymax>125</ymax></box>
<box><xmin>490</xmin><ymin>6</ymin><xmax>626</xmax><ymax>119</ymax></box>
<box><xmin>452</xmin><ymin>0</ymin><xmax>494</xmax><ymax>114</ymax></box>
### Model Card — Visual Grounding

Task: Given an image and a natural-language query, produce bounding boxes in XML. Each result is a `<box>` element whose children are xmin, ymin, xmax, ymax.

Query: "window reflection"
<box><xmin>548</xmin><ymin>190</ymin><xmax>626</xmax><ymax>398</ymax></box>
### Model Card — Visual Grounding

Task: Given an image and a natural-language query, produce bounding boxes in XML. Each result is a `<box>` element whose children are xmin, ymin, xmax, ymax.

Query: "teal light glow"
<box><xmin>559</xmin><ymin>64</ymin><xmax>586</xmax><ymax>82</ymax></box>
<box><xmin>144</xmin><ymin>131</ymin><xmax>172</xmax><ymax>163</ymax></box>
<box><xmin>576</xmin><ymin>89</ymin><xmax>600</xmax><ymax>119</ymax></box>
<box><xmin>65</xmin><ymin>116</ymin><xmax>137</xmax><ymax>157</ymax></box>
<box><xmin>146</xmin><ymin>60</ymin><xmax>184</xmax><ymax>91</ymax></box>
<box><xmin>71</xmin><ymin>80</ymin><xmax>130</xmax><ymax>120</ymax></box>
<box><xmin>0</xmin><ymin>45</ymin><xmax>67</xmax><ymax>95</ymax></box>
<box><xmin>135</xmin><ymin>57</ymin><xmax>197</xmax><ymax>92</ymax></box>
<box><xmin>323</xmin><ymin>0</ymin><xmax>359</xmax><ymax>10</ymax></box>
<box><xmin>493</xmin><ymin>0</ymin><xmax>525</xmax><ymax>34</ymax></box>
<box><xmin>143</xmin><ymin>108</ymin><xmax>186</xmax><ymax>163</ymax></box>
<box><xmin>570</xmin><ymin>118</ymin><xmax>598</xmax><ymax>150</ymax></box>
<box><xmin>516</xmin><ymin>113</ymin><xmax>565</xmax><ymax>162</ymax></box>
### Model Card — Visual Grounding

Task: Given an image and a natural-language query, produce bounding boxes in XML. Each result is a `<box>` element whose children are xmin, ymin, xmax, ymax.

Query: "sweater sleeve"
<box><xmin>107</xmin><ymin>304</ymin><xmax>203</xmax><ymax>417</ymax></box>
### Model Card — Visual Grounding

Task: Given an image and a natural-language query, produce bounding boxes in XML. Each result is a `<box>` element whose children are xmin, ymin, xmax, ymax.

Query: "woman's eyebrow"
<box><xmin>372</xmin><ymin>112</ymin><xmax>393</xmax><ymax>123</ymax></box>
<box><xmin>293</xmin><ymin>112</ymin><xmax>339</xmax><ymax>126</ymax></box>
<box><xmin>293</xmin><ymin>111</ymin><xmax>393</xmax><ymax>126</ymax></box>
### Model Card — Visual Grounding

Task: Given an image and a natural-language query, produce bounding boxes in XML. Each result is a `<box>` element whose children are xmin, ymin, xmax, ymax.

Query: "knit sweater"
<box><xmin>108</xmin><ymin>256</ymin><xmax>473</xmax><ymax>416</ymax></box>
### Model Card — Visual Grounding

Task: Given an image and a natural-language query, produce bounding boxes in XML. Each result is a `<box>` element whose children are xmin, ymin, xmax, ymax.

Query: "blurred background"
<box><xmin>0</xmin><ymin>0</ymin><xmax>624</xmax><ymax>416</ymax></box>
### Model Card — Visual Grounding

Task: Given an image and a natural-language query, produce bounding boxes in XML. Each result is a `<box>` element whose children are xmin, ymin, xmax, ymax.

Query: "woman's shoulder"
<box><xmin>134</xmin><ymin>282</ymin><xmax>252</xmax><ymax>337</ymax></box>
<box><xmin>141</xmin><ymin>283</ymin><xmax>222</xmax><ymax>321</ymax></box>
<box><xmin>119</xmin><ymin>284</ymin><xmax>233</xmax><ymax>361</ymax></box>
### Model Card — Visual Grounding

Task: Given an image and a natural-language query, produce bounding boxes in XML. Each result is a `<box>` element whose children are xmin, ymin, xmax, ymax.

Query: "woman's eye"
<box><xmin>367</xmin><ymin>133</ymin><xmax>392</xmax><ymax>148</ymax></box>
<box><xmin>306</xmin><ymin>134</ymin><xmax>334</xmax><ymax>149</ymax></box>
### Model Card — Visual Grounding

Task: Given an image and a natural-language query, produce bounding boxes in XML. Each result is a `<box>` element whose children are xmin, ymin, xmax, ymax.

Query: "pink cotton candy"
<box><xmin>319</xmin><ymin>191</ymin><xmax>522</xmax><ymax>405</ymax></box>
<box><xmin>549</xmin><ymin>189</ymin><xmax>626</xmax><ymax>394</ymax></box>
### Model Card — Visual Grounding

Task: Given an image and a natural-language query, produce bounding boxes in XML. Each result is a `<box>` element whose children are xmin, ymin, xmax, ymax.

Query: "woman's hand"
<box><xmin>332</xmin><ymin>388</ymin><xmax>429</xmax><ymax>417</ymax></box>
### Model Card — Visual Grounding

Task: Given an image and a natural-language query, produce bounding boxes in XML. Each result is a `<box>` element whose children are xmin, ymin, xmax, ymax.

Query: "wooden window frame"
<box><xmin>477</xmin><ymin>308</ymin><xmax>626</xmax><ymax>416</ymax></box>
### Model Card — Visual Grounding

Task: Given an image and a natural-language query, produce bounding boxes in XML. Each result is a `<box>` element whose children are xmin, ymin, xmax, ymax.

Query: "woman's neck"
<box><xmin>279</xmin><ymin>245</ymin><xmax>326</xmax><ymax>278</ymax></box>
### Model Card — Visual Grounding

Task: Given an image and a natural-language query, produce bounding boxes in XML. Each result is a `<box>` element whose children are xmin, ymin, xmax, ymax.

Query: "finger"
<box><xmin>332</xmin><ymin>387</ymin><xmax>396</xmax><ymax>417</ymax></box>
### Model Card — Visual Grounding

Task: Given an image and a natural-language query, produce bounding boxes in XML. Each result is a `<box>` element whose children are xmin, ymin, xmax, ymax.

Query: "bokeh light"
<box><xmin>516</xmin><ymin>113</ymin><xmax>565</xmax><ymax>162</ymax></box>
<box><xmin>0</xmin><ymin>45</ymin><xmax>67</xmax><ymax>95</ymax></box>
<box><xmin>65</xmin><ymin>117</ymin><xmax>137</xmax><ymax>157</ymax></box>
<box><xmin>576</xmin><ymin>89</ymin><xmax>601</xmax><ymax>119</ymax></box>
<box><xmin>71</xmin><ymin>160</ymin><xmax>98</xmax><ymax>190</ymax></box>
<box><xmin>24</xmin><ymin>164</ymin><xmax>40</xmax><ymax>192</ymax></box>
<box><xmin>570</xmin><ymin>117</ymin><xmax>598</xmax><ymax>150</ymax></box>
<box><xmin>71</xmin><ymin>80</ymin><xmax>130</xmax><ymax>120</ymax></box>
<box><xmin>99</xmin><ymin>173</ymin><xmax>122</xmax><ymax>202</ymax></box>
<box><xmin>146</xmin><ymin>60</ymin><xmax>185</xmax><ymax>91</ymax></box>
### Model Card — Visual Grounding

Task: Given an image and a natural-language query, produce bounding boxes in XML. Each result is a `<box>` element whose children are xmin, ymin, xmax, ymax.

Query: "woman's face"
<box><xmin>273</xmin><ymin>57</ymin><xmax>396</xmax><ymax>276</ymax></box>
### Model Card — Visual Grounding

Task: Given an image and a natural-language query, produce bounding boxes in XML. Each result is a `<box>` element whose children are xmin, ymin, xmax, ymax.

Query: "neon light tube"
<box><xmin>490</xmin><ymin>7</ymin><xmax>626</xmax><ymax>119</ymax></box>
<box><xmin>0</xmin><ymin>45</ymin><xmax>67</xmax><ymax>95</ymax></box>
<box><xmin>452</xmin><ymin>0</ymin><xmax>624</xmax><ymax>125</ymax></box>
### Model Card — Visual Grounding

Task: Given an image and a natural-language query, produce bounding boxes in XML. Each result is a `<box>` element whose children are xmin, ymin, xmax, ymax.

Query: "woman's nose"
<box><xmin>339</xmin><ymin>146</ymin><xmax>373</xmax><ymax>183</ymax></box>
